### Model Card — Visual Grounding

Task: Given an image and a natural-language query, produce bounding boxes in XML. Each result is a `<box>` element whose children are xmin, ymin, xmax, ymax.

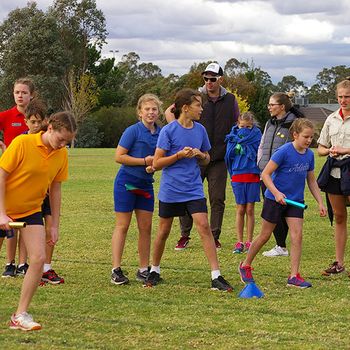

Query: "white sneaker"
<box><xmin>262</xmin><ymin>245</ymin><xmax>289</xmax><ymax>257</ymax></box>
<box><xmin>9</xmin><ymin>312</ymin><xmax>42</xmax><ymax>331</ymax></box>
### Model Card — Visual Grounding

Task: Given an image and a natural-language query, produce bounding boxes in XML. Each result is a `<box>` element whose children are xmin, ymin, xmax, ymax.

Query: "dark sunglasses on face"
<box><xmin>203</xmin><ymin>76</ymin><xmax>221</xmax><ymax>82</ymax></box>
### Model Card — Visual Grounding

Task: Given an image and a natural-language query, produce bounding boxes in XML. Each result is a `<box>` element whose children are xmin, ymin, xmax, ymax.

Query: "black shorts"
<box><xmin>261</xmin><ymin>198</ymin><xmax>304</xmax><ymax>224</ymax></box>
<box><xmin>42</xmin><ymin>194</ymin><xmax>51</xmax><ymax>216</ymax></box>
<box><xmin>0</xmin><ymin>212</ymin><xmax>44</xmax><ymax>238</ymax></box>
<box><xmin>159</xmin><ymin>198</ymin><xmax>207</xmax><ymax>218</ymax></box>
<box><xmin>321</xmin><ymin>175</ymin><xmax>343</xmax><ymax>195</ymax></box>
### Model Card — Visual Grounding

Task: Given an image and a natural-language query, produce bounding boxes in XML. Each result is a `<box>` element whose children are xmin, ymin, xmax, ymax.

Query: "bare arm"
<box><xmin>115</xmin><ymin>145</ymin><xmax>153</xmax><ymax>167</ymax></box>
<box><xmin>261</xmin><ymin>159</ymin><xmax>286</xmax><ymax>204</ymax></box>
<box><xmin>49</xmin><ymin>181</ymin><xmax>62</xmax><ymax>245</ymax></box>
<box><xmin>306</xmin><ymin>171</ymin><xmax>327</xmax><ymax>217</ymax></box>
<box><xmin>164</xmin><ymin>104</ymin><xmax>176</xmax><ymax>124</ymax></box>
<box><xmin>317</xmin><ymin>143</ymin><xmax>330</xmax><ymax>157</ymax></box>
<box><xmin>153</xmin><ymin>147</ymin><xmax>196</xmax><ymax>170</ymax></box>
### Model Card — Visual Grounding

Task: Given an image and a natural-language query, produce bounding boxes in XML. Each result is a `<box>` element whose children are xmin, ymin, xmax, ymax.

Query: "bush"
<box><xmin>75</xmin><ymin>117</ymin><xmax>104</xmax><ymax>148</ymax></box>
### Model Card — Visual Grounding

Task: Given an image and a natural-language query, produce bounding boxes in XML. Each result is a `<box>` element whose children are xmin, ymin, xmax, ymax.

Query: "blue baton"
<box><xmin>284</xmin><ymin>198</ymin><xmax>308</xmax><ymax>210</ymax></box>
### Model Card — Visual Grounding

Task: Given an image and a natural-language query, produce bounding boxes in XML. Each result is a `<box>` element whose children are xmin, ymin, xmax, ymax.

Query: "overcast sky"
<box><xmin>1</xmin><ymin>0</ymin><xmax>349</xmax><ymax>85</ymax></box>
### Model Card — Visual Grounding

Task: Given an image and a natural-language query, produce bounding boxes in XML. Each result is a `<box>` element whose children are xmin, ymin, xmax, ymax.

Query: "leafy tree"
<box><xmin>276</xmin><ymin>75</ymin><xmax>306</xmax><ymax>95</ymax></box>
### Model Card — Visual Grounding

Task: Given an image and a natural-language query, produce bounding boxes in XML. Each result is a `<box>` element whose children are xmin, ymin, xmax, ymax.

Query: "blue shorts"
<box><xmin>231</xmin><ymin>182</ymin><xmax>260</xmax><ymax>205</ymax></box>
<box><xmin>261</xmin><ymin>198</ymin><xmax>304</xmax><ymax>223</ymax></box>
<box><xmin>114</xmin><ymin>171</ymin><xmax>154</xmax><ymax>213</ymax></box>
<box><xmin>159</xmin><ymin>198</ymin><xmax>207</xmax><ymax>218</ymax></box>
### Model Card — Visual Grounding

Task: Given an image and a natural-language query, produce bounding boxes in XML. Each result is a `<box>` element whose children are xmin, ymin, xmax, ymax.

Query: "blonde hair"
<box><xmin>136</xmin><ymin>93</ymin><xmax>163</xmax><ymax>118</ymax></box>
<box><xmin>238</xmin><ymin>111</ymin><xmax>256</xmax><ymax>125</ymax></box>
<box><xmin>289</xmin><ymin>118</ymin><xmax>314</xmax><ymax>138</ymax></box>
<box><xmin>336</xmin><ymin>78</ymin><xmax>350</xmax><ymax>94</ymax></box>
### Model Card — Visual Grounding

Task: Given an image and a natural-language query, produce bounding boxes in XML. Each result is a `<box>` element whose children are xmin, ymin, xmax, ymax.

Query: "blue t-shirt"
<box><xmin>265</xmin><ymin>142</ymin><xmax>314</xmax><ymax>202</ymax></box>
<box><xmin>118</xmin><ymin>121</ymin><xmax>161</xmax><ymax>182</ymax></box>
<box><xmin>157</xmin><ymin>120</ymin><xmax>211</xmax><ymax>203</ymax></box>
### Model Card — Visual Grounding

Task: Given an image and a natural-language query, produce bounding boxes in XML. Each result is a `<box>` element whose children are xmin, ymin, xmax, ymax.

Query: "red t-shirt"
<box><xmin>0</xmin><ymin>106</ymin><xmax>28</xmax><ymax>146</ymax></box>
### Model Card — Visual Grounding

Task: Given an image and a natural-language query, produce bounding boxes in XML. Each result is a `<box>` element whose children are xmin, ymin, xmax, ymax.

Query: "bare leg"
<box><xmin>328</xmin><ymin>194</ymin><xmax>347</xmax><ymax>266</ymax></box>
<box><xmin>192</xmin><ymin>212</ymin><xmax>219</xmax><ymax>270</ymax></box>
<box><xmin>16</xmin><ymin>225</ymin><xmax>46</xmax><ymax>314</ymax></box>
<box><xmin>246</xmin><ymin>203</ymin><xmax>255</xmax><ymax>242</ymax></box>
<box><xmin>111</xmin><ymin>212</ymin><xmax>132</xmax><ymax>268</ymax></box>
<box><xmin>135</xmin><ymin>209</ymin><xmax>152</xmax><ymax>269</ymax></box>
<box><xmin>18</xmin><ymin>230</ymin><xmax>28</xmax><ymax>265</ymax></box>
<box><xmin>44</xmin><ymin>214</ymin><xmax>54</xmax><ymax>264</ymax></box>
<box><xmin>6</xmin><ymin>230</ymin><xmax>17</xmax><ymax>263</ymax></box>
<box><xmin>243</xmin><ymin>219</ymin><xmax>276</xmax><ymax>266</ymax></box>
<box><xmin>286</xmin><ymin>217</ymin><xmax>303</xmax><ymax>276</ymax></box>
<box><xmin>151</xmin><ymin>217</ymin><xmax>173</xmax><ymax>266</ymax></box>
<box><xmin>235</xmin><ymin>204</ymin><xmax>246</xmax><ymax>242</ymax></box>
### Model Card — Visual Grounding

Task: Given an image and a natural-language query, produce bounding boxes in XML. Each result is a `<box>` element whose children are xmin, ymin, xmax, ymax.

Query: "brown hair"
<box><xmin>48</xmin><ymin>111</ymin><xmax>77</xmax><ymax>133</ymax></box>
<box><xmin>136</xmin><ymin>93</ymin><xmax>163</xmax><ymax>118</ymax></box>
<box><xmin>171</xmin><ymin>88</ymin><xmax>201</xmax><ymax>119</ymax></box>
<box><xmin>270</xmin><ymin>92</ymin><xmax>293</xmax><ymax>111</ymax></box>
<box><xmin>289</xmin><ymin>118</ymin><xmax>314</xmax><ymax>138</ymax></box>
<box><xmin>14</xmin><ymin>77</ymin><xmax>36</xmax><ymax>97</ymax></box>
<box><xmin>238</xmin><ymin>111</ymin><xmax>256</xmax><ymax>125</ymax></box>
<box><xmin>336</xmin><ymin>78</ymin><xmax>350</xmax><ymax>94</ymax></box>
<box><xmin>24</xmin><ymin>99</ymin><xmax>47</xmax><ymax>121</ymax></box>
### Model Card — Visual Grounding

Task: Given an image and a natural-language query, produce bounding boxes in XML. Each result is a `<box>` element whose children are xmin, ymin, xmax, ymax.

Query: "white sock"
<box><xmin>150</xmin><ymin>265</ymin><xmax>160</xmax><ymax>274</ymax></box>
<box><xmin>18</xmin><ymin>263</ymin><xmax>26</xmax><ymax>268</ymax></box>
<box><xmin>211</xmin><ymin>270</ymin><xmax>221</xmax><ymax>280</ymax></box>
<box><xmin>43</xmin><ymin>264</ymin><xmax>52</xmax><ymax>273</ymax></box>
<box><xmin>139</xmin><ymin>267</ymin><xmax>148</xmax><ymax>273</ymax></box>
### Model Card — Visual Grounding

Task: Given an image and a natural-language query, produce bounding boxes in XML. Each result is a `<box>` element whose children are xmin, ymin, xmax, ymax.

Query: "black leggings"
<box><xmin>260</xmin><ymin>181</ymin><xmax>288</xmax><ymax>248</ymax></box>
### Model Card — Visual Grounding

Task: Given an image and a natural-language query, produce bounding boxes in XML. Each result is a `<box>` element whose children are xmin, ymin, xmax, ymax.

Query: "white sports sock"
<box><xmin>139</xmin><ymin>267</ymin><xmax>148</xmax><ymax>273</ymax></box>
<box><xmin>150</xmin><ymin>265</ymin><xmax>160</xmax><ymax>274</ymax></box>
<box><xmin>43</xmin><ymin>264</ymin><xmax>52</xmax><ymax>273</ymax></box>
<box><xmin>211</xmin><ymin>270</ymin><xmax>221</xmax><ymax>280</ymax></box>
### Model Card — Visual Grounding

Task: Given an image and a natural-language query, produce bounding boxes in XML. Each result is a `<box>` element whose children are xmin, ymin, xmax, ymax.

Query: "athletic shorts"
<box><xmin>41</xmin><ymin>194</ymin><xmax>51</xmax><ymax>216</ymax></box>
<box><xmin>114</xmin><ymin>172</ymin><xmax>154</xmax><ymax>213</ymax></box>
<box><xmin>261</xmin><ymin>198</ymin><xmax>304</xmax><ymax>224</ymax></box>
<box><xmin>0</xmin><ymin>211</ymin><xmax>44</xmax><ymax>238</ymax></box>
<box><xmin>231</xmin><ymin>182</ymin><xmax>260</xmax><ymax>205</ymax></box>
<box><xmin>159</xmin><ymin>198</ymin><xmax>207</xmax><ymax>218</ymax></box>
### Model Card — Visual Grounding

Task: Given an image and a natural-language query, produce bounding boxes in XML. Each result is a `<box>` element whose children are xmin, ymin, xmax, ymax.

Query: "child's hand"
<box><xmin>319</xmin><ymin>203</ymin><xmax>327</xmax><ymax>217</ymax></box>
<box><xmin>274</xmin><ymin>192</ymin><xmax>286</xmax><ymax>205</ymax></box>
<box><xmin>144</xmin><ymin>155</ymin><xmax>154</xmax><ymax>166</ymax></box>
<box><xmin>146</xmin><ymin>165</ymin><xmax>156</xmax><ymax>174</ymax></box>
<box><xmin>178</xmin><ymin>147</ymin><xmax>193</xmax><ymax>159</ymax></box>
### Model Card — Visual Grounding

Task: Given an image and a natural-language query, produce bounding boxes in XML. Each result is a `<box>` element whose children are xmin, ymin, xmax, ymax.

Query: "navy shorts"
<box><xmin>231</xmin><ymin>182</ymin><xmax>260</xmax><ymax>205</ymax></box>
<box><xmin>261</xmin><ymin>198</ymin><xmax>304</xmax><ymax>224</ymax></box>
<box><xmin>42</xmin><ymin>194</ymin><xmax>51</xmax><ymax>216</ymax></box>
<box><xmin>159</xmin><ymin>198</ymin><xmax>207</xmax><ymax>218</ymax></box>
<box><xmin>0</xmin><ymin>212</ymin><xmax>44</xmax><ymax>238</ymax></box>
<box><xmin>114</xmin><ymin>172</ymin><xmax>154</xmax><ymax>213</ymax></box>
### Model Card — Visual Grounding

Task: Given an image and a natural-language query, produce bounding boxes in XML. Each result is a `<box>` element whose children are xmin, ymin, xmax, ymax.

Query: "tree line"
<box><xmin>0</xmin><ymin>0</ymin><xmax>349</xmax><ymax>147</ymax></box>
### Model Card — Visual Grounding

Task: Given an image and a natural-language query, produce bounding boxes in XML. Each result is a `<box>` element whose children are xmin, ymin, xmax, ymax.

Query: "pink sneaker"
<box><xmin>233</xmin><ymin>242</ymin><xmax>244</xmax><ymax>254</ymax></box>
<box><xmin>175</xmin><ymin>236</ymin><xmax>190</xmax><ymax>251</ymax></box>
<box><xmin>244</xmin><ymin>241</ymin><xmax>252</xmax><ymax>252</ymax></box>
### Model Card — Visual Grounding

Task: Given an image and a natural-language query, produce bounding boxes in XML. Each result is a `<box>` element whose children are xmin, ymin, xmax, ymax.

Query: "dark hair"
<box><xmin>14</xmin><ymin>77</ymin><xmax>36</xmax><ymax>97</ymax></box>
<box><xmin>48</xmin><ymin>111</ymin><xmax>77</xmax><ymax>133</ymax></box>
<box><xmin>171</xmin><ymin>88</ymin><xmax>201</xmax><ymax>119</ymax></box>
<box><xmin>270</xmin><ymin>92</ymin><xmax>305</xmax><ymax>118</ymax></box>
<box><xmin>289</xmin><ymin>118</ymin><xmax>314</xmax><ymax>138</ymax></box>
<box><xmin>24</xmin><ymin>99</ymin><xmax>47</xmax><ymax>121</ymax></box>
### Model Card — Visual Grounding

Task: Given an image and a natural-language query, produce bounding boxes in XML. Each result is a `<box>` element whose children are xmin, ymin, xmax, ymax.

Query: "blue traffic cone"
<box><xmin>238</xmin><ymin>282</ymin><xmax>264</xmax><ymax>298</ymax></box>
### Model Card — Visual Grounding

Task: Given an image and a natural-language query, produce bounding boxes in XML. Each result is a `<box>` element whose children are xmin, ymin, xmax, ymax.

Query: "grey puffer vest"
<box><xmin>258</xmin><ymin>112</ymin><xmax>297</xmax><ymax>171</ymax></box>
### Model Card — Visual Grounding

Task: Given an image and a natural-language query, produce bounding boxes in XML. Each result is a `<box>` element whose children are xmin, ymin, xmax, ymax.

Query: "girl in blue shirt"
<box><xmin>144</xmin><ymin>88</ymin><xmax>233</xmax><ymax>291</ymax></box>
<box><xmin>111</xmin><ymin>94</ymin><xmax>162</xmax><ymax>285</ymax></box>
<box><xmin>239</xmin><ymin>119</ymin><xmax>326</xmax><ymax>289</ymax></box>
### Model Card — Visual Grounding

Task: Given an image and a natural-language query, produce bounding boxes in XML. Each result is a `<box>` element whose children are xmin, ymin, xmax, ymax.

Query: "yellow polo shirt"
<box><xmin>0</xmin><ymin>131</ymin><xmax>68</xmax><ymax>218</ymax></box>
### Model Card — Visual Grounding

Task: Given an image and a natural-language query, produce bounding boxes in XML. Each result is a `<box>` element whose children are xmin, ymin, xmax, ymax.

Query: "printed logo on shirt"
<box><xmin>288</xmin><ymin>163</ymin><xmax>309</xmax><ymax>173</ymax></box>
<box><xmin>11</xmin><ymin>123</ymin><xmax>22</xmax><ymax>127</ymax></box>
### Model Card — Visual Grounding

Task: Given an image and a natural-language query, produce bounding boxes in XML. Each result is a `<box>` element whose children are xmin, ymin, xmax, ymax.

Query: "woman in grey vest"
<box><xmin>257</xmin><ymin>92</ymin><xmax>304</xmax><ymax>257</ymax></box>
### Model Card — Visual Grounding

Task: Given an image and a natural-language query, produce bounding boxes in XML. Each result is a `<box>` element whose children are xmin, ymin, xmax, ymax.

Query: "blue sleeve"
<box><xmin>157</xmin><ymin>127</ymin><xmax>171</xmax><ymax>151</ymax></box>
<box><xmin>270</xmin><ymin>146</ymin><xmax>286</xmax><ymax>166</ymax></box>
<box><xmin>118</xmin><ymin>125</ymin><xmax>137</xmax><ymax>150</ymax></box>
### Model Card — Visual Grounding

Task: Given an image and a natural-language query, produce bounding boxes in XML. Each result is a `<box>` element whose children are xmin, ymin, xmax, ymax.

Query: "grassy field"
<box><xmin>0</xmin><ymin>148</ymin><xmax>349</xmax><ymax>349</ymax></box>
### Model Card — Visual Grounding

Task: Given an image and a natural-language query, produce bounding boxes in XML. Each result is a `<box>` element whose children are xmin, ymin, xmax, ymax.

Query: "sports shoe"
<box><xmin>322</xmin><ymin>261</ymin><xmax>345</xmax><ymax>276</ymax></box>
<box><xmin>233</xmin><ymin>242</ymin><xmax>244</xmax><ymax>254</ymax></box>
<box><xmin>244</xmin><ymin>241</ymin><xmax>252</xmax><ymax>252</ymax></box>
<box><xmin>175</xmin><ymin>236</ymin><xmax>190</xmax><ymax>250</ymax></box>
<box><xmin>211</xmin><ymin>275</ymin><xmax>233</xmax><ymax>292</ymax></box>
<box><xmin>262</xmin><ymin>245</ymin><xmax>289</xmax><ymax>257</ymax></box>
<box><xmin>41</xmin><ymin>269</ymin><xmax>64</xmax><ymax>285</ymax></box>
<box><xmin>215</xmin><ymin>239</ymin><xmax>221</xmax><ymax>250</ymax></box>
<box><xmin>111</xmin><ymin>267</ymin><xmax>129</xmax><ymax>285</ymax></box>
<box><xmin>16</xmin><ymin>263</ymin><xmax>29</xmax><ymax>276</ymax></box>
<box><xmin>143</xmin><ymin>271</ymin><xmax>161</xmax><ymax>287</ymax></box>
<box><xmin>9</xmin><ymin>312</ymin><xmax>42</xmax><ymax>331</ymax></box>
<box><xmin>287</xmin><ymin>273</ymin><xmax>312</xmax><ymax>288</ymax></box>
<box><xmin>238</xmin><ymin>262</ymin><xmax>255</xmax><ymax>284</ymax></box>
<box><xmin>136</xmin><ymin>267</ymin><xmax>150</xmax><ymax>282</ymax></box>
<box><xmin>2</xmin><ymin>262</ymin><xmax>16</xmax><ymax>278</ymax></box>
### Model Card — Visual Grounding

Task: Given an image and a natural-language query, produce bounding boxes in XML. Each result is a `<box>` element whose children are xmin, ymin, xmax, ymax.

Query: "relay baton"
<box><xmin>284</xmin><ymin>199</ymin><xmax>307</xmax><ymax>210</ymax></box>
<box><xmin>9</xmin><ymin>222</ymin><xmax>27</xmax><ymax>229</ymax></box>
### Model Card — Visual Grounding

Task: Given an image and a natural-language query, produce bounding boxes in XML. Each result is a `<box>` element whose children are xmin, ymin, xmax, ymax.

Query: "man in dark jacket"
<box><xmin>169</xmin><ymin>63</ymin><xmax>240</xmax><ymax>249</ymax></box>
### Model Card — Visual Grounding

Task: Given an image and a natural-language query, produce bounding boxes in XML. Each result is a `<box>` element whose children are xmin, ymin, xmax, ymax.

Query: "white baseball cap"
<box><xmin>202</xmin><ymin>62</ymin><xmax>223</xmax><ymax>76</ymax></box>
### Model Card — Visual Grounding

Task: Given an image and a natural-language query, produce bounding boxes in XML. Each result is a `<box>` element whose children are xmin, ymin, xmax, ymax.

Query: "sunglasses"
<box><xmin>203</xmin><ymin>76</ymin><xmax>221</xmax><ymax>82</ymax></box>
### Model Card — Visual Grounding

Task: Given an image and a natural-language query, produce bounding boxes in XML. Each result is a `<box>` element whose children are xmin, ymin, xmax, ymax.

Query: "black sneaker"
<box><xmin>143</xmin><ymin>271</ymin><xmax>161</xmax><ymax>287</ymax></box>
<box><xmin>211</xmin><ymin>276</ymin><xmax>233</xmax><ymax>292</ymax></box>
<box><xmin>16</xmin><ymin>263</ymin><xmax>29</xmax><ymax>276</ymax></box>
<box><xmin>111</xmin><ymin>267</ymin><xmax>129</xmax><ymax>285</ymax></box>
<box><xmin>2</xmin><ymin>262</ymin><xmax>16</xmax><ymax>278</ymax></box>
<box><xmin>136</xmin><ymin>267</ymin><xmax>150</xmax><ymax>282</ymax></box>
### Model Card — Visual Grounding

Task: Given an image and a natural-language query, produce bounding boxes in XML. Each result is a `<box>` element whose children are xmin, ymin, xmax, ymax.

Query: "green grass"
<box><xmin>0</xmin><ymin>148</ymin><xmax>349</xmax><ymax>349</ymax></box>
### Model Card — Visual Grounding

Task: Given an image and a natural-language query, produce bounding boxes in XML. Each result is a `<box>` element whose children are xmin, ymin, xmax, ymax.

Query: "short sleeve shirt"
<box><xmin>0</xmin><ymin>106</ymin><xmax>28</xmax><ymax>146</ymax></box>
